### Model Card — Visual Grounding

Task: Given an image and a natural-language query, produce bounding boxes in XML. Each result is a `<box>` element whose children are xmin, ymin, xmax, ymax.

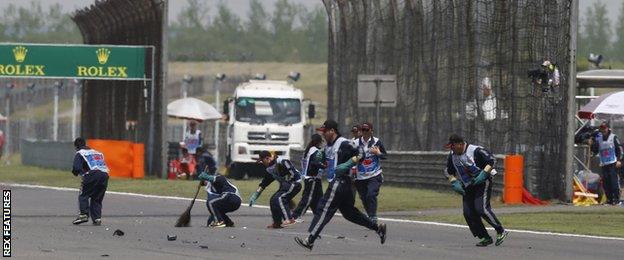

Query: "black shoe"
<box><xmin>93</xmin><ymin>219</ymin><xmax>102</xmax><ymax>226</ymax></box>
<box><xmin>294</xmin><ymin>236</ymin><xmax>313</xmax><ymax>251</ymax></box>
<box><xmin>206</xmin><ymin>216</ymin><xmax>215</xmax><ymax>227</ymax></box>
<box><xmin>72</xmin><ymin>214</ymin><xmax>88</xmax><ymax>225</ymax></box>
<box><xmin>495</xmin><ymin>231</ymin><xmax>509</xmax><ymax>246</ymax></box>
<box><xmin>377</xmin><ymin>223</ymin><xmax>387</xmax><ymax>244</ymax></box>
<box><xmin>476</xmin><ymin>236</ymin><xmax>493</xmax><ymax>247</ymax></box>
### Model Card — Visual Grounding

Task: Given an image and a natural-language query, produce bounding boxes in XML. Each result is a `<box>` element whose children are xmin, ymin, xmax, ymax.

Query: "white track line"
<box><xmin>3</xmin><ymin>182</ymin><xmax>624</xmax><ymax>242</ymax></box>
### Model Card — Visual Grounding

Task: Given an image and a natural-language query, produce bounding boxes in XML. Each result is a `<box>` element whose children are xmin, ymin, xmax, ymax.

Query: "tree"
<box><xmin>298</xmin><ymin>7</ymin><xmax>328</xmax><ymax>63</ymax></box>
<box><xmin>42</xmin><ymin>3</ymin><xmax>81</xmax><ymax>43</ymax></box>
<box><xmin>579</xmin><ymin>2</ymin><xmax>611</xmax><ymax>63</ymax></box>
<box><xmin>0</xmin><ymin>0</ymin><xmax>329</xmax><ymax>63</ymax></box>
<box><xmin>613</xmin><ymin>1</ymin><xmax>624</xmax><ymax>61</ymax></box>
<box><xmin>169</xmin><ymin>0</ymin><xmax>211</xmax><ymax>60</ymax></box>
<box><xmin>174</xmin><ymin>0</ymin><xmax>210</xmax><ymax>30</ymax></box>
<box><xmin>577</xmin><ymin>9</ymin><xmax>593</xmax><ymax>63</ymax></box>
<box><xmin>271</xmin><ymin>0</ymin><xmax>300</xmax><ymax>61</ymax></box>
<box><xmin>165</xmin><ymin>0</ymin><xmax>329</xmax><ymax>62</ymax></box>
<box><xmin>0</xmin><ymin>2</ymin><xmax>80</xmax><ymax>43</ymax></box>
<box><xmin>210</xmin><ymin>1</ymin><xmax>243</xmax><ymax>61</ymax></box>
<box><xmin>244</xmin><ymin>0</ymin><xmax>271</xmax><ymax>61</ymax></box>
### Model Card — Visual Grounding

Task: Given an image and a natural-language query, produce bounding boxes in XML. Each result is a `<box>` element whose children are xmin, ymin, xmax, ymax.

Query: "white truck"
<box><xmin>223</xmin><ymin>79</ymin><xmax>315</xmax><ymax>179</ymax></box>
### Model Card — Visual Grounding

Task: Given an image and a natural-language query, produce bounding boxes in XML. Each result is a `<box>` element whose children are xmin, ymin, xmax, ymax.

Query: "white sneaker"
<box><xmin>281</xmin><ymin>219</ymin><xmax>296</xmax><ymax>227</ymax></box>
<box><xmin>294</xmin><ymin>218</ymin><xmax>304</xmax><ymax>223</ymax></box>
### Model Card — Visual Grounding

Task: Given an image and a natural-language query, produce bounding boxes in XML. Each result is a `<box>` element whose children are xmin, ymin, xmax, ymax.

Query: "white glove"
<box><xmin>490</xmin><ymin>169</ymin><xmax>498</xmax><ymax>176</ymax></box>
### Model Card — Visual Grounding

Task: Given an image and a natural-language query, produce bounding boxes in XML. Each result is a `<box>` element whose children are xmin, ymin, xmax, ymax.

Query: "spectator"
<box><xmin>590</xmin><ymin>122</ymin><xmax>622</xmax><ymax>205</ymax></box>
<box><xmin>177</xmin><ymin>147</ymin><xmax>197</xmax><ymax>180</ymax></box>
<box><xmin>183</xmin><ymin>120</ymin><xmax>202</xmax><ymax>157</ymax></box>
<box><xmin>481</xmin><ymin>73</ymin><xmax>497</xmax><ymax>121</ymax></box>
<box><xmin>542</xmin><ymin>60</ymin><xmax>560</xmax><ymax>92</ymax></box>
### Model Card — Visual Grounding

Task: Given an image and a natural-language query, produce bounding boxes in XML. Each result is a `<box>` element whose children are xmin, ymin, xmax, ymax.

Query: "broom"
<box><xmin>175</xmin><ymin>179</ymin><xmax>204</xmax><ymax>227</ymax></box>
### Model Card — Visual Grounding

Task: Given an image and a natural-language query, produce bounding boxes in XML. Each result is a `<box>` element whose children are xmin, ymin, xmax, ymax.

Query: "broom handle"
<box><xmin>189</xmin><ymin>182</ymin><xmax>202</xmax><ymax>207</ymax></box>
<box><xmin>190</xmin><ymin>165</ymin><xmax>210</xmax><ymax>207</ymax></box>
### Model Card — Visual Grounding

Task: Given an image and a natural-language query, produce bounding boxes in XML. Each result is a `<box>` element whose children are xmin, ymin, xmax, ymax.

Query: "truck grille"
<box><xmin>248</xmin><ymin>142</ymin><xmax>289</xmax><ymax>146</ymax></box>
<box><xmin>248</xmin><ymin>132</ymin><xmax>289</xmax><ymax>141</ymax></box>
<box><xmin>248</xmin><ymin>132</ymin><xmax>266</xmax><ymax>140</ymax></box>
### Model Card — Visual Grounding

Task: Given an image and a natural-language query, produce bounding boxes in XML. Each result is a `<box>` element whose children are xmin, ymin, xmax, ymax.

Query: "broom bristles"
<box><xmin>175</xmin><ymin>207</ymin><xmax>192</xmax><ymax>227</ymax></box>
<box><xmin>174</xmin><ymin>182</ymin><xmax>203</xmax><ymax>227</ymax></box>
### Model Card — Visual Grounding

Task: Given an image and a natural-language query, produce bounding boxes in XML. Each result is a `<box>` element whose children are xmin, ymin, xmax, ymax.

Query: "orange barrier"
<box><xmin>503</xmin><ymin>154</ymin><xmax>524</xmax><ymax>204</ymax></box>
<box><xmin>87</xmin><ymin>139</ymin><xmax>145</xmax><ymax>179</ymax></box>
<box><xmin>132</xmin><ymin>143</ymin><xmax>145</xmax><ymax>179</ymax></box>
<box><xmin>522</xmin><ymin>188</ymin><xmax>548</xmax><ymax>205</ymax></box>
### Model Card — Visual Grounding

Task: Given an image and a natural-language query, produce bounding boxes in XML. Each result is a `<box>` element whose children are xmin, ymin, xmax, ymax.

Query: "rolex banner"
<box><xmin>0</xmin><ymin>43</ymin><xmax>150</xmax><ymax>80</ymax></box>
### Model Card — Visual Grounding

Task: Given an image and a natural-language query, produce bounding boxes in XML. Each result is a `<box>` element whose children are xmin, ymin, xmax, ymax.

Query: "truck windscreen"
<box><xmin>235</xmin><ymin>97</ymin><xmax>301</xmax><ymax>125</ymax></box>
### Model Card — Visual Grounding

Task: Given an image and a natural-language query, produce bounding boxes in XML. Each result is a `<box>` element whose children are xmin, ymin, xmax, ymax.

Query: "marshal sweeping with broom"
<box><xmin>175</xmin><ymin>182</ymin><xmax>203</xmax><ymax>227</ymax></box>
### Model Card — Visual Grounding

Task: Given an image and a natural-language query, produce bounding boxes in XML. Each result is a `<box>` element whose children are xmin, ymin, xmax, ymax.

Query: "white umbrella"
<box><xmin>578</xmin><ymin>91</ymin><xmax>624</xmax><ymax>119</ymax></box>
<box><xmin>167</xmin><ymin>97</ymin><xmax>221</xmax><ymax>121</ymax></box>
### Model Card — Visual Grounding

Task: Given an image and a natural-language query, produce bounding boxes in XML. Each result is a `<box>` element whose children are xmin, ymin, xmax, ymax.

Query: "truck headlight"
<box><xmin>238</xmin><ymin>146</ymin><xmax>247</xmax><ymax>155</ymax></box>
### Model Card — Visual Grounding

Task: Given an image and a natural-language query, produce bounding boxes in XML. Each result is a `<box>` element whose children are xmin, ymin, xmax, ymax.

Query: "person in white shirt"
<box><xmin>183</xmin><ymin>120</ymin><xmax>203</xmax><ymax>156</ymax></box>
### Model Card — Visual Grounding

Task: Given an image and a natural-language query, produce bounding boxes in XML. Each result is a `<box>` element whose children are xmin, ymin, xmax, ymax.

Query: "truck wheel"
<box><xmin>225</xmin><ymin>148</ymin><xmax>232</xmax><ymax>166</ymax></box>
<box><xmin>246</xmin><ymin>163</ymin><xmax>265</xmax><ymax>178</ymax></box>
<box><xmin>228</xmin><ymin>162</ymin><xmax>244</xmax><ymax>179</ymax></box>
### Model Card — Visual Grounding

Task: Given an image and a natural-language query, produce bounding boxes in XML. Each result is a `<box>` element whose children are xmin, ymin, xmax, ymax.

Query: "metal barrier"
<box><xmin>21</xmin><ymin>139</ymin><xmax>74</xmax><ymax>171</ymax></box>
<box><xmin>381</xmin><ymin>151</ymin><xmax>505</xmax><ymax>194</ymax></box>
<box><xmin>290</xmin><ymin>148</ymin><xmax>505</xmax><ymax>194</ymax></box>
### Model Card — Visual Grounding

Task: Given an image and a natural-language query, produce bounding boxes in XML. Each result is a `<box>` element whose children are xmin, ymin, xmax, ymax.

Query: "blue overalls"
<box><xmin>73</xmin><ymin>147</ymin><xmax>110</xmax><ymax>222</ymax></box>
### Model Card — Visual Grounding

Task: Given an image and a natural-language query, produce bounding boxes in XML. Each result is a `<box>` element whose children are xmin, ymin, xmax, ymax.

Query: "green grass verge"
<box><xmin>0</xmin><ymin>159</ymin><xmax>461</xmax><ymax>212</ymax></box>
<box><xmin>414</xmin><ymin>209</ymin><xmax>624</xmax><ymax>238</ymax></box>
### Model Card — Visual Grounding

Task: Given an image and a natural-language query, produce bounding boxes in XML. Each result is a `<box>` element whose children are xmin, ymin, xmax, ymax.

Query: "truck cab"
<box><xmin>224</xmin><ymin>80</ymin><xmax>311</xmax><ymax>179</ymax></box>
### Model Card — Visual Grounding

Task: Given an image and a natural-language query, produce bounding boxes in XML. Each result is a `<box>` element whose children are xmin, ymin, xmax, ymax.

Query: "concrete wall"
<box><xmin>21</xmin><ymin>139</ymin><xmax>74</xmax><ymax>171</ymax></box>
<box><xmin>290</xmin><ymin>148</ymin><xmax>505</xmax><ymax>194</ymax></box>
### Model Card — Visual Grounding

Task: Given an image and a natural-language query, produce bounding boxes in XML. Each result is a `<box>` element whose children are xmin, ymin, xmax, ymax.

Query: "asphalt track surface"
<box><xmin>5</xmin><ymin>184</ymin><xmax>624</xmax><ymax>260</ymax></box>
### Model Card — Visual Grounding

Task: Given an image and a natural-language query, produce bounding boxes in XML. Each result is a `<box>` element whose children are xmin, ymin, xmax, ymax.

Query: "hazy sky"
<box><xmin>0</xmin><ymin>0</ymin><xmax>619</xmax><ymax>29</ymax></box>
<box><xmin>0</xmin><ymin>0</ymin><xmax>323</xmax><ymax>23</ymax></box>
<box><xmin>579</xmin><ymin>0</ymin><xmax>622</xmax><ymax>30</ymax></box>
